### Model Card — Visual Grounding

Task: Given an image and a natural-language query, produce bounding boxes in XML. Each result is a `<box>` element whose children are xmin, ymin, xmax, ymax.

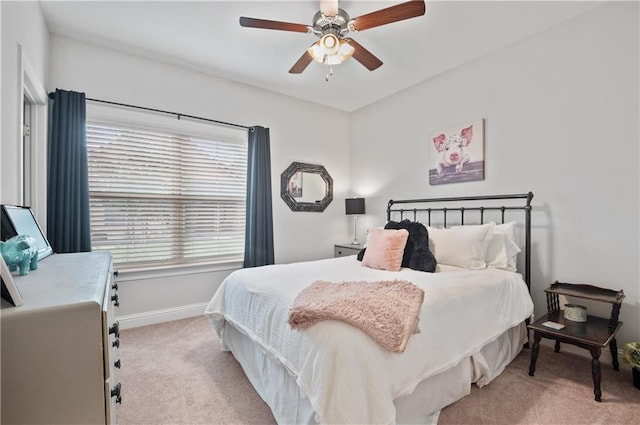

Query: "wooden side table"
<box><xmin>528</xmin><ymin>281</ymin><xmax>624</xmax><ymax>402</ymax></box>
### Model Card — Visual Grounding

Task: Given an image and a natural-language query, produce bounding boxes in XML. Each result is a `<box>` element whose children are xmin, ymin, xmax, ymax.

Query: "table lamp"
<box><xmin>345</xmin><ymin>197</ymin><xmax>365</xmax><ymax>245</ymax></box>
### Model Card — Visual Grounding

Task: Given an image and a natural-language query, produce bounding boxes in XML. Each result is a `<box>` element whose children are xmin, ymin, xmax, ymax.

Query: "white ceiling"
<box><xmin>40</xmin><ymin>1</ymin><xmax>605</xmax><ymax>112</ymax></box>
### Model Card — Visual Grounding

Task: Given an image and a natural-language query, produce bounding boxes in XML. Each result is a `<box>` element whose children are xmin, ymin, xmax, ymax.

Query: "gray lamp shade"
<box><xmin>345</xmin><ymin>198</ymin><xmax>365</xmax><ymax>215</ymax></box>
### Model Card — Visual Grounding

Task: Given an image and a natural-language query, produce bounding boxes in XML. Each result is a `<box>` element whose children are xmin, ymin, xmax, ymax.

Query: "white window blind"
<box><xmin>86</xmin><ymin>121</ymin><xmax>247</xmax><ymax>270</ymax></box>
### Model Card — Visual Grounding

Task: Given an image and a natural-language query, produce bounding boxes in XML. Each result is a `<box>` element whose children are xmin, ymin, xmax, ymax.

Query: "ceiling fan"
<box><xmin>239</xmin><ymin>0</ymin><xmax>426</xmax><ymax>78</ymax></box>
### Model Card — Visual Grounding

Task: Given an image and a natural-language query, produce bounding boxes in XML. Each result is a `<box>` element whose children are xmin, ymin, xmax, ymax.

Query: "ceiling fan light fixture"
<box><xmin>321</xmin><ymin>33</ymin><xmax>339</xmax><ymax>55</ymax></box>
<box><xmin>308</xmin><ymin>34</ymin><xmax>354</xmax><ymax>65</ymax></box>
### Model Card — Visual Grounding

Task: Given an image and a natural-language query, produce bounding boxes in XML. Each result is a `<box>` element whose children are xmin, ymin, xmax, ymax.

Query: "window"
<box><xmin>86</xmin><ymin>118</ymin><xmax>247</xmax><ymax>270</ymax></box>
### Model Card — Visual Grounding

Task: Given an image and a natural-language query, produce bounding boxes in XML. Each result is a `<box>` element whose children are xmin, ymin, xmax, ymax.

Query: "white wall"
<box><xmin>351</xmin><ymin>2</ymin><xmax>639</xmax><ymax>345</ymax></box>
<box><xmin>5</xmin><ymin>2</ymin><xmax>638</xmax><ymax>341</ymax></box>
<box><xmin>0</xmin><ymin>1</ymin><xmax>49</xmax><ymax>206</ymax></box>
<box><xmin>0</xmin><ymin>2</ymin><xmax>3</xmax><ymax>203</ymax></box>
<box><xmin>48</xmin><ymin>35</ymin><xmax>352</xmax><ymax>324</ymax></box>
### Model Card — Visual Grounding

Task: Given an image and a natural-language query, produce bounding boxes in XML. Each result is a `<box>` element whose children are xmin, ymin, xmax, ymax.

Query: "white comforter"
<box><xmin>205</xmin><ymin>256</ymin><xmax>533</xmax><ymax>425</ymax></box>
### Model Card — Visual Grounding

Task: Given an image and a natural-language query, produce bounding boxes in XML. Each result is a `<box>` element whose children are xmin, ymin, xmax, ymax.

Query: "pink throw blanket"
<box><xmin>288</xmin><ymin>280</ymin><xmax>424</xmax><ymax>353</ymax></box>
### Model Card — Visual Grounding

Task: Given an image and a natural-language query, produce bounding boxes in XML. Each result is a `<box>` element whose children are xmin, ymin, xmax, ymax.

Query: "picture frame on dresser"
<box><xmin>0</xmin><ymin>256</ymin><xmax>23</xmax><ymax>306</ymax></box>
<box><xmin>1</xmin><ymin>204</ymin><xmax>53</xmax><ymax>261</ymax></box>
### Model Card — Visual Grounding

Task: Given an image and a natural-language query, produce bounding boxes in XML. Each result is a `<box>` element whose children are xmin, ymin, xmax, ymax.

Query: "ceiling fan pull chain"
<box><xmin>325</xmin><ymin>64</ymin><xmax>334</xmax><ymax>82</ymax></box>
<box><xmin>323</xmin><ymin>56</ymin><xmax>328</xmax><ymax>81</ymax></box>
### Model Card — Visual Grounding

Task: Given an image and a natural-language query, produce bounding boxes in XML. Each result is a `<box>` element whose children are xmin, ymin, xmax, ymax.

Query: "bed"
<box><xmin>205</xmin><ymin>193</ymin><xmax>535</xmax><ymax>424</ymax></box>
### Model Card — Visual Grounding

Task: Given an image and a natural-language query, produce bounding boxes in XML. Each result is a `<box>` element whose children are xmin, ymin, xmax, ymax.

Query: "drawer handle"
<box><xmin>109</xmin><ymin>321</ymin><xmax>120</xmax><ymax>338</ymax></box>
<box><xmin>112</xmin><ymin>338</ymin><xmax>120</xmax><ymax>349</ymax></box>
<box><xmin>114</xmin><ymin>359</ymin><xmax>121</xmax><ymax>369</ymax></box>
<box><xmin>111</xmin><ymin>294</ymin><xmax>120</xmax><ymax>307</ymax></box>
<box><xmin>113</xmin><ymin>270</ymin><xmax>119</xmax><ymax>277</ymax></box>
<box><xmin>112</xmin><ymin>282</ymin><xmax>118</xmax><ymax>291</ymax></box>
<box><xmin>111</xmin><ymin>383</ymin><xmax>122</xmax><ymax>404</ymax></box>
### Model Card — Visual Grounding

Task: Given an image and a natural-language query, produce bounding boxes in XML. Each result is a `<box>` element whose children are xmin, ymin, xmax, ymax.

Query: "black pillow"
<box><xmin>356</xmin><ymin>220</ymin><xmax>437</xmax><ymax>273</ymax></box>
<box><xmin>384</xmin><ymin>220</ymin><xmax>437</xmax><ymax>272</ymax></box>
<box><xmin>357</xmin><ymin>247</ymin><xmax>366</xmax><ymax>261</ymax></box>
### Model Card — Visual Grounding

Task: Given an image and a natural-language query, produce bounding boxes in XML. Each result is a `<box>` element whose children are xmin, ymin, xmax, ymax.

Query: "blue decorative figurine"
<box><xmin>1</xmin><ymin>235</ymin><xmax>39</xmax><ymax>276</ymax></box>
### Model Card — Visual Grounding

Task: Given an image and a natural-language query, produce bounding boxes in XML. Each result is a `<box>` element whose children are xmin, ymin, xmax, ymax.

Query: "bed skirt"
<box><xmin>221</xmin><ymin>321</ymin><xmax>526</xmax><ymax>424</ymax></box>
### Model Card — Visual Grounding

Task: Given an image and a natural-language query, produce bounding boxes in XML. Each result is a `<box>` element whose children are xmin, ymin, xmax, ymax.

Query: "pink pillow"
<box><xmin>362</xmin><ymin>228</ymin><xmax>409</xmax><ymax>271</ymax></box>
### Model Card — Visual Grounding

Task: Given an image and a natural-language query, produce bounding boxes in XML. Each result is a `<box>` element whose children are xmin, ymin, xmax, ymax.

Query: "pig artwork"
<box><xmin>433</xmin><ymin>125</ymin><xmax>474</xmax><ymax>176</ymax></box>
<box><xmin>429</xmin><ymin>119</ymin><xmax>485</xmax><ymax>185</ymax></box>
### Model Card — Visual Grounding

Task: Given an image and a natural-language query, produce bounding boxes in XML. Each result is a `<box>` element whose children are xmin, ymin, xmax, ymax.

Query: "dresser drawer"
<box><xmin>334</xmin><ymin>244</ymin><xmax>362</xmax><ymax>257</ymax></box>
<box><xmin>102</xmin><ymin>267</ymin><xmax>121</xmax><ymax>424</ymax></box>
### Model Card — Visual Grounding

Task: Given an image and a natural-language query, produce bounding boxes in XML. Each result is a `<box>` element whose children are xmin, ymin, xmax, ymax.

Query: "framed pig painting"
<box><xmin>428</xmin><ymin>119</ymin><xmax>485</xmax><ymax>185</ymax></box>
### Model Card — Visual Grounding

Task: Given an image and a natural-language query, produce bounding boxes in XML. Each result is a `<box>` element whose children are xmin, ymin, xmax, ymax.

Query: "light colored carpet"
<box><xmin>117</xmin><ymin>316</ymin><xmax>640</xmax><ymax>425</ymax></box>
<box><xmin>117</xmin><ymin>316</ymin><xmax>275</xmax><ymax>425</ymax></box>
<box><xmin>438</xmin><ymin>341</ymin><xmax>640</xmax><ymax>424</ymax></box>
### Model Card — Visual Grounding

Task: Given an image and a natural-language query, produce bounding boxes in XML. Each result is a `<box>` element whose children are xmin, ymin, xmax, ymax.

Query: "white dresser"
<box><xmin>1</xmin><ymin>251</ymin><xmax>121</xmax><ymax>424</ymax></box>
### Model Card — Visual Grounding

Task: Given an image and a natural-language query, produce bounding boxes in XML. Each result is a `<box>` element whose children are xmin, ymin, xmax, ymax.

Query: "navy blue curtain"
<box><xmin>47</xmin><ymin>89</ymin><xmax>91</xmax><ymax>253</ymax></box>
<box><xmin>244</xmin><ymin>126</ymin><xmax>274</xmax><ymax>267</ymax></box>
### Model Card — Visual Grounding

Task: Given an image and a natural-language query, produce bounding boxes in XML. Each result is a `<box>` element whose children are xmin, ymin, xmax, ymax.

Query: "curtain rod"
<box><xmin>86</xmin><ymin>97</ymin><xmax>252</xmax><ymax>131</ymax></box>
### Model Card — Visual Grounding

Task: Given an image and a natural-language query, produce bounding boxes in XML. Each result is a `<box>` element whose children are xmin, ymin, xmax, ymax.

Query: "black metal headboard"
<box><xmin>387</xmin><ymin>192</ymin><xmax>534</xmax><ymax>291</ymax></box>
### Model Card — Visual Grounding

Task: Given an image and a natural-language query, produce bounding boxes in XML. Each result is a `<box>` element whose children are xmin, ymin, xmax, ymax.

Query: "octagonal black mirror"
<box><xmin>280</xmin><ymin>162</ymin><xmax>333</xmax><ymax>212</ymax></box>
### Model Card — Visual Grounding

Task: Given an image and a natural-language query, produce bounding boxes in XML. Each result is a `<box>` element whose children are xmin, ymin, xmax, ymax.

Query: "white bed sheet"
<box><xmin>205</xmin><ymin>256</ymin><xmax>533</xmax><ymax>425</ymax></box>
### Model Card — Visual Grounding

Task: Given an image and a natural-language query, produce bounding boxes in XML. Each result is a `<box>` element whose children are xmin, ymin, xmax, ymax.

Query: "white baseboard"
<box><xmin>117</xmin><ymin>302</ymin><xmax>208</xmax><ymax>330</ymax></box>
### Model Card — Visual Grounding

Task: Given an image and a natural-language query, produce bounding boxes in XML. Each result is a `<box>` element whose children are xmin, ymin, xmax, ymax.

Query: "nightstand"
<box><xmin>528</xmin><ymin>281</ymin><xmax>625</xmax><ymax>402</ymax></box>
<box><xmin>334</xmin><ymin>243</ymin><xmax>363</xmax><ymax>257</ymax></box>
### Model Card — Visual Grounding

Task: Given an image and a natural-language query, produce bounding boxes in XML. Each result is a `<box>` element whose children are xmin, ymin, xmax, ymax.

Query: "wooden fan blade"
<box><xmin>239</xmin><ymin>17</ymin><xmax>309</xmax><ymax>33</ymax></box>
<box><xmin>351</xmin><ymin>0</ymin><xmax>425</xmax><ymax>32</ymax></box>
<box><xmin>289</xmin><ymin>50</ymin><xmax>314</xmax><ymax>74</ymax></box>
<box><xmin>344</xmin><ymin>38</ymin><xmax>383</xmax><ymax>71</ymax></box>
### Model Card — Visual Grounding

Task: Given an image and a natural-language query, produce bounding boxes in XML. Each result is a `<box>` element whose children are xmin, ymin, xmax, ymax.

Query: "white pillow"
<box><xmin>483</xmin><ymin>222</ymin><xmax>521</xmax><ymax>271</ymax></box>
<box><xmin>427</xmin><ymin>222</ymin><xmax>495</xmax><ymax>269</ymax></box>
